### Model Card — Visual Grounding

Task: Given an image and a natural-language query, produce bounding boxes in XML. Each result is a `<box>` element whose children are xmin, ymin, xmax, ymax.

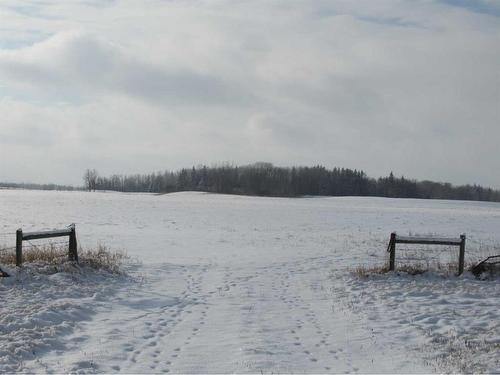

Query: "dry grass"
<box><xmin>352</xmin><ymin>264</ymin><xmax>390</xmax><ymax>277</ymax></box>
<box><xmin>0</xmin><ymin>243</ymin><xmax>65</xmax><ymax>265</ymax></box>
<box><xmin>79</xmin><ymin>245</ymin><xmax>127</xmax><ymax>274</ymax></box>
<box><xmin>0</xmin><ymin>243</ymin><xmax>127</xmax><ymax>274</ymax></box>
<box><xmin>351</xmin><ymin>259</ymin><xmax>477</xmax><ymax>278</ymax></box>
<box><xmin>425</xmin><ymin>330</ymin><xmax>500</xmax><ymax>373</ymax></box>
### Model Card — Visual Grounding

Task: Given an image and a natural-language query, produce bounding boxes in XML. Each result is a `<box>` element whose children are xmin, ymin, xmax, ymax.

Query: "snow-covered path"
<box><xmin>30</xmin><ymin>258</ymin><xmax>426</xmax><ymax>373</ymax></box>
<box><xmin>1</xmin><ymin>191</ymin><xmax>499</xmax><ymax>372</ymax></box>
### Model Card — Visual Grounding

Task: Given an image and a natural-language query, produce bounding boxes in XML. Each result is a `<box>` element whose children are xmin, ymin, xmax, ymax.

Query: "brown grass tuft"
<box><xmin>352</xmin><ymin>260</ymin><xmax>477</xmax><ymax>278</ymax></box>
<box><xmin>352</xmin><ymin>264</ymin><xmax>390</xmax><ymax>277</ymax></box>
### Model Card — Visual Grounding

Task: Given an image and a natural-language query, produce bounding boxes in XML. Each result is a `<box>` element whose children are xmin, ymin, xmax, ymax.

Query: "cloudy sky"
<box><xmin>0</xmin><ymin>0</ymin><xmax>499</xmax><ymax>187</ymax></box>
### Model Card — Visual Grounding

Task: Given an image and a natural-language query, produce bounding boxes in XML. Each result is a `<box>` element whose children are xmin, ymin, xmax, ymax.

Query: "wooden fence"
<box><xmin>387</xmin><ymin>232</ymin><xmax>466</xmax><ymax>275</ymax></box>
<box><xmin>15</xmin><ymin>224</ymin><xmax>78</xmax><ymax>267</ymax></box>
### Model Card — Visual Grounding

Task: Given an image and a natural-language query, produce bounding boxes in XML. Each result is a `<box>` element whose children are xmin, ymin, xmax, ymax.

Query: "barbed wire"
<box><xmin>24</xmin><ymin>239</ymin><xmax>67</xmax><ymax>248</ymax></box>
<box><xmin>394</xmin><ymin>237</ymin><xmax>500</xmax><ymax>252</ymax></box>
<box><xmin>23</xmin><ymin>243</ymin><xmax>67</xmax><ymax>249</ymax></box>
<box><xmin>398</xmin><ymin>256</ymin><xmax>441</xmax><ymax>261</ymax></box>
<box><xmin>1</xmin><ymin>239</ymin><xmax>69</xmax><ymax>251</ymax></box>
<box><xmin>26</xmin><ymin>240</ymin><xmax>41</xmax><ymax>252</ymax></box>
<box><xmin>468</xmin><ymin>237</ymin><xmax>483</xmax><ymax>246</ymax></box>
<box><xmin>43</xmin><ymin>240</ymin><xmax>68</xmax><ymax>245</ymax></box>
<box><xmin>50</xmin><ymin>242</ymin><xmax>69</xmax><ymax>246</ymax></box>
<box><xmin>396</xmin><ymin>247</ymin><xmax>457</xmax><ymax>252</ymax></box>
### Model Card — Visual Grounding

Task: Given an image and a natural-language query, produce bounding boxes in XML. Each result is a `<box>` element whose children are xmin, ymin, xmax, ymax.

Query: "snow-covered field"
<box><xmin>0</xmin><ymin>190</ymin><xmax>499</xmax><ymax>373</ymax></box>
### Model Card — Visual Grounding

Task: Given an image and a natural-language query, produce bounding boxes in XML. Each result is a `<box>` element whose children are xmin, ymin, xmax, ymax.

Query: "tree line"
<box><xmin>0</xmin><ymin>182</ymin><xmax>76</xmax><ymax>191</ymax></box>
<box><xmin>83</xmin><ymin>163</ymin><xmax>500</xmax><ymax>203</ymax></box>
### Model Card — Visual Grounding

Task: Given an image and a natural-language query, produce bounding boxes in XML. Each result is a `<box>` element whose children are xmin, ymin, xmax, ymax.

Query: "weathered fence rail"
<box><xmin>15</xmin><ymin>224</ymin><xmax>78</xmax><ymax>267</ymax></box>
<box><xmin>387</xmin><ymin>232</ymin><xmax>466</xmax><ymax>275</ymax></box>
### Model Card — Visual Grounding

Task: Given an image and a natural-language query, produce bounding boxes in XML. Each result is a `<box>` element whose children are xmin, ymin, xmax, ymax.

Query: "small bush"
<box><xmin>0</xmin><ymin>243</ymin><xmax>127</xmax><ymax>274</ymax></box>
<box><xmin>79</xmin><ymin>245</ymin><xmax>127</xmax><ymax>274</ymax></box>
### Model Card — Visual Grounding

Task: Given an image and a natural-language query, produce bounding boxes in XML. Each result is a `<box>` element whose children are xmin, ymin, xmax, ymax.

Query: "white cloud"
<box><xmin>0</xmin><ymin>0</ymin><xmax>498</xmax><ymax>187</ymax></box>
<box><xmin>0</xmin><ymin>31</ymin><xmax>255</xmax><ymax>107</ymax></box>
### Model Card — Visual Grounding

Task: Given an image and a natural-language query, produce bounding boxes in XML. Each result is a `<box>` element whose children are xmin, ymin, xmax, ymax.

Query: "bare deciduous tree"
<box><xmin>83</xmin><ymin>169</ymin><xmax>98</xmax><ymax>192</ymax></box>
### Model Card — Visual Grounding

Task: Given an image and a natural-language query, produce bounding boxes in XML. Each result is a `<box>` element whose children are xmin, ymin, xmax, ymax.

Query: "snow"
<box><xmin>0</xmin><ymin>263</ymin><xmax>128</xmax><ymax>373</ymax></box>
<box><xmin>0</xmin><ymin>190</ymin><xmax>499</xmax><ymax>373</ymax></box>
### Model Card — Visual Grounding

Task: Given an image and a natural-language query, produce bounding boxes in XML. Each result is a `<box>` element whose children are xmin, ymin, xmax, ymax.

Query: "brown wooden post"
<box><xmin>68</xmin><ymin>224</ymin><xmax>78</xmax><ymax>262</ymax></box>
<box><xmin>389</xmin><ymin>232</ymin><xmax>396</xmax><ymax>271</ymax></box>
<box><xmin>16</xmin><ymin>229</ymin><xmax>23</xmax><ymax>267</ymax></box>
<box><xmin>458</xmin><ymin>234</ymin><xmax>466</xmax><ymax>276</ymax></box>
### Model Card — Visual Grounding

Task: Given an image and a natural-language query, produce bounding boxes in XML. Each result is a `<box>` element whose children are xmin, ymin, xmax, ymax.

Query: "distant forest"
<box><xmin>78</xmin><ymin>163</ymin><xmax>500</xmax><ymax>203</ymax></box>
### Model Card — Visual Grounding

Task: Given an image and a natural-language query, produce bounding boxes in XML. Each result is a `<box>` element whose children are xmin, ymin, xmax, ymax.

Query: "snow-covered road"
<box><xmin>1</xmin><ymin>191</ymin><xmax>499</xmax><ymax>372</ymax></box>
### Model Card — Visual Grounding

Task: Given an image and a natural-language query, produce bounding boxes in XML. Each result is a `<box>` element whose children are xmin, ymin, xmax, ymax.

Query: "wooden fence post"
<box><xmin>389</xmin><ymin>232</ymin><xmax>396</xmax><ymax>271</ymax></box>
<box><xmin>458</xmin><ymin>234</ymin><xmax>466</xmax><ymax>276</ymax></box>
<box><xmin>68</xmin><ymin>224</ymin><xmax>78</xmax><ymax>262</ymax></box>
<box><xmin>16</xmin><ymin>229</ymin><xmax>23</xmax><ymax>267</ymax></box>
